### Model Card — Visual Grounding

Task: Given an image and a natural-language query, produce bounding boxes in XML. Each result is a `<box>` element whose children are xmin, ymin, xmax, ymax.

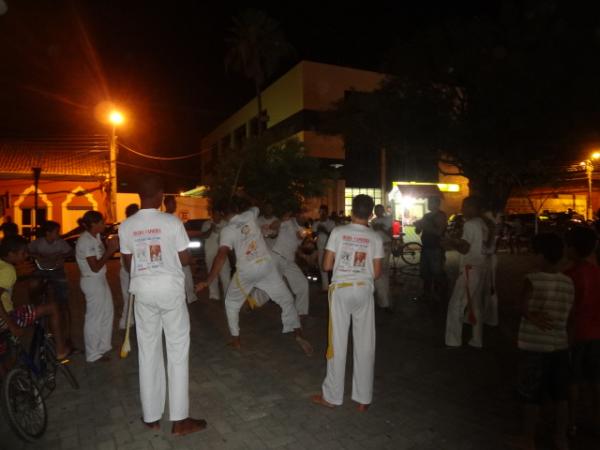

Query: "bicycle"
<box><xmin>391</xmin><ymin>236</ymin><xmax>422</xmax><ymax>266</ymax></box>
<box><xmin>1</xmin><ymin>261</ymin><xmax>79</xmax><ymax>441</ymax></box>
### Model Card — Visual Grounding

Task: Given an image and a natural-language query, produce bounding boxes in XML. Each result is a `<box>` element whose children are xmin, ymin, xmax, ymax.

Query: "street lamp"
<box><xmin>580</xmin><ymin>151</ymin><xmax>600</xmax><ymax>221</ymax></box>
<box><xmin>108</xmin><ymin>110</ymin><xmax>125</xmax><ymax>222</ymax></box>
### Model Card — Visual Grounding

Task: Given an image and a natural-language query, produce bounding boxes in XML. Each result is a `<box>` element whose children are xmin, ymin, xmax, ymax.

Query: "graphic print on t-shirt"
<box><xmin>132</xmin><ymin>228</ymin><xmax>164</xmax><ymax>272</ymax></box>
<box><xmin>338</xmin><ymin>234</ymin><xmax>371</xmax><ymax>275</ymax></box>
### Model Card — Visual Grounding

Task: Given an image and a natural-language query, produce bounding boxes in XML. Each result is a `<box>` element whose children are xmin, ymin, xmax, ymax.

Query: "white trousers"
<box><xmin>135</xmin><ymin>288</ymin><xmax>190</xmax><ymax>422</ymax></box>
<box><xmin>205</xmin><ymin>245</ymin><xmax>231</xmax><ymax>300</ymax></box>
<box><xmin>225</xmin><ymin>260</ymin><xmax>300</xmax><ymax>336</ymax></box>
<box><xmin>274</xmin><ymin>253</ymin><xmax>310</xmax><ymax>316</ymax></box>
<box><xmin>119</xmin><ymin>266</ymin><xmax>134</xmax><ymax>329</ymax></box>
<box><xmin>322</xmin><ymin>281</ymin><xmax>376</xmax><ymax>406</ymax></box>
<box><xmin>374</xmin><ymin>246</ymin><xmax>391</xmax><ymax>308</ymax></box>
<box><xmin>183</xmin><ymin>265</ymin><xmax>198</xmax><ymax>303</ymax></box>
<box><xmin>317</xmin><ymin>247</ymin><xmax>329</xmax><ymax>291</ymax></box>
<box><xmin>482</xmin><ymin>255</ymin><xmax>499</xmax><ymax>326</ymax></box>
<box><xmin>445</xmin><ymin>265</ymin><xmax>485</xmax><ymax>348</ymax></box>
<box><xmin>80</xmin><ymin>276</ymin><xmax>114</xmax><ymax>362</ymax></box>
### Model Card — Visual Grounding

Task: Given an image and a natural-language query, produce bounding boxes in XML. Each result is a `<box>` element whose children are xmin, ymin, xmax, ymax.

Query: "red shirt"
<box><xmin>565</xmin><ymin>260</ymin><xmax>600</xmax><ymax>342</ymax></box>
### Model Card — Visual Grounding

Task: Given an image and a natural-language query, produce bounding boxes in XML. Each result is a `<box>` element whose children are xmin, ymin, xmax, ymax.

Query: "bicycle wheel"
<box><xmin>400</xmin><ymin>242</ymin><xmax>422</xmax><ymax>266</ymax></box>
<box><xmin>1</xmin><ymin>368</ymin><xmax>48</xmax><ymax>441</ymax></box>
<box><xmin>44</xmin><ymin>337</ymin><xmax>79</xmax><ymax>390</ymax></box>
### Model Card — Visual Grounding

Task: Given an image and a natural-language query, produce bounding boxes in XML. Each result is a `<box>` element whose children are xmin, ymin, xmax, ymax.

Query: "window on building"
<box><xmin>344</xmin><ymin>188</ymin><xmax>383</xmax><ymax>217</ymax></box>
<box><xmin>249</xmin><ymin>117</ymin><xmax>259</xmax><ymax>137</ymax></box>
<box><xmin>21</xmin><ymin>208</ymin><xmax>47</xmax><ymax>226</ymax></box>
<box><xmin>234</xmin><ymin>124</ymin><xmax>247</xmax><ymax>149</ymax></box>
<box><xmin>221</xmin><ymin>134</ymin><xmax>231</xmax><ymax>151</ymax></box>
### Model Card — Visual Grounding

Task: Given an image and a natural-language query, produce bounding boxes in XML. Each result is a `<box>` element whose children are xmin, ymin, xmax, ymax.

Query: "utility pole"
<box><xmin>32</xmin><ymin>167</ymin><xmax>41</xmax><ymax>237</ymax></box>
<box><xmin>109</xmin><ymin>125</ymin><xmax>118</xmax><ymax>222</ymax></box>
<box><xmin>380</xmin><ymin>148</ymin><xmax>387</xmax><ymax>207</ymax></box>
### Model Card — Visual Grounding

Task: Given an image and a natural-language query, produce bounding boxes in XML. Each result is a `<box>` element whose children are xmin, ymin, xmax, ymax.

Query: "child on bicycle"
<box><xmin>0</xmin><ymin>235</ymin><xmax>71</xmax><ymax>374</ymax></box>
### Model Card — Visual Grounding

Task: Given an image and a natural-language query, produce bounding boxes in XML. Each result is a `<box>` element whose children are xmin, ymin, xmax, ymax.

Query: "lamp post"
<box><xmin>108</xmin><ymin>110</ymin><xmax>124</xmax><ymax>222</ymax></box>
<box><xmin>580</xmin><ymin>151</ymin><xmax>600</xmax><ymax>221</ymax></box>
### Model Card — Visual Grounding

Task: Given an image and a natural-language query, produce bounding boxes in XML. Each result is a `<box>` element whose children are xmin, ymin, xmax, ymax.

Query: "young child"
<box><xmin>564</xmin><ymin>226</ymin><xmax>600</xmax><ymax>436</ymax></box>
<box><xmin>75</xmin><ymin>211</ymin><xmax>118</xmax><ymax>363</ymax></box>
<box><xmin>0</xmin><ymin>235</ymin><xmax>71</xmax><ymax>373</ymax></box>
<box><xmin>311</xmin><ymin>194</ymin><xmax>384</xmax><ymax>411</ymax></box>
<box><xmin>29</xmin><ymin>220</ymin><xmax>74</xmax><ymax>341</ymax></box>
<box><xmin>513</xmin><ymin>233</ymin><xmax>574</xmax><ymax>450</ymax></box>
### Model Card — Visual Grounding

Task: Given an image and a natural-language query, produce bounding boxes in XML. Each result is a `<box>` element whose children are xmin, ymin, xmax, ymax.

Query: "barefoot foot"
<box><xmin>141</xmin><ymin>418</ymin><xmax>160</xmax><ymax>431</ymax></box>
<box><xmin>310</xmin><ymin>394</ymin><xmax>335</xmax><ymax>409</ymax></box>
<box><xmin>295</xmin><ymin>336</ymin><xmax>313</xmax><ymax>356</ymax></box>
<box><xmin>227</xmin><ymin>337</ymin><xmax>241</xmax><ymax>349</ymax></box>
<box><xmin>356</xmin><ymin>403</ymin><xmax>370</xmax><ymax>412</ymax></box>
<box><xmin>171</xmin><ymin>417</ymin><xmax>207</xmax><ymax>436</ymax></box>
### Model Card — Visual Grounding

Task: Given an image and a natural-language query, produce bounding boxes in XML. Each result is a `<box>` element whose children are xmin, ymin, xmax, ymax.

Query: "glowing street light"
<box><xmin>108</xmin><ymin>109</ymin><xmax>126</xmax><ymax>222</ymax></box>
<box><xmin>581</xmin><ymin>150</ymin><xmax>600</xmax><ymax>221</ymax></box>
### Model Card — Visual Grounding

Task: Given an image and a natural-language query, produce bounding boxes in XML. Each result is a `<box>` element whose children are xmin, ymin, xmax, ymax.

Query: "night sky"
<box><xmin>0</xmin><ymin>0</ymin><xmax>497</xmax><ymax>189</ymax></box>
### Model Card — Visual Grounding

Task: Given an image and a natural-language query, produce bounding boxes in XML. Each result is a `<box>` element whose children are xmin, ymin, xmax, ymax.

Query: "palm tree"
<box><xmin>225</xmin><ymin>9</ymin><xmax>295</xmax><ymax>135</ymax></box>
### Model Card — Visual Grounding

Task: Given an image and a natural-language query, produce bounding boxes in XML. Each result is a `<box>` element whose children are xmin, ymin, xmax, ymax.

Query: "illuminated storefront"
<box><xmin>388</xmin><ymin>182</ymin><xmax>461</xmax><ymax>225</ymax></box>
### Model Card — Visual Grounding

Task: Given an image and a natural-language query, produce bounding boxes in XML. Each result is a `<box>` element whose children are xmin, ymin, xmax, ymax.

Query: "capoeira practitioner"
<box><xmin>119</xmin><ymin>203</ymin><xmax>139</xmax><ymax>330</ymax></box>
<box><xmin>164</xmin><ymin>195</ymin><xmax>198</xmax><ymax>304</ymax></box>
<box><xmin>443</xmin><ymin>196</ymin><xmax>491</xmax><ymax>348</ymax></box>
<box><xmin>271</xmin><ymin>209</ymin><xmax>310</xmax><ymax>317</ymax></box>
<box><xmin>370</xmin><ymin>204</ymin><xmax>393</xmax><ymax>311</ymax></box>
<box><xmin>311</xmin><ymin>194</ymin><xmax>384</xmax><ymax>411</ymax></box>
<box><xmin>195</xmin><ymin>196</ymin><xmax>313</xmax><ymax>355</ymax></box>
<box><xmin>312</xmin><ymin>205</ymin><xmax>335</xmax><ymax>292</ymax></box>
<box><xmin>119</xmin><ymin>175</ymin><xmax>206</xmax><ymax>435</ymax></box>
<box><xmin>199</xmin><ymin>204</ymin><xmax>231</xmax><ymax>301</ymax></box>
<box><xmin>75</xmin><ymin>211</ymin><xmax>118</xmax><ymax>362</ymax></box>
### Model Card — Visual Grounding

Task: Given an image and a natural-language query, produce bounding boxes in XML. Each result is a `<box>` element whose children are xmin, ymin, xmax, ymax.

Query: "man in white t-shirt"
<box><xmin>312</xmin><ymin>205</ymin><xmax>335</xmax><ymax>292</ymax></box>
<box><xmin>199</xmin><ymin>205</ymin><xmax>230</xmax><ymax>301</ymax></box>
<box><xmin>164</xmin><ymin>196</ymin><xmax>198</xmax><ymax>304</ymax></box>
<box><xmin>370</xmin><ymin>204</ymin><xmax>393</xmax><ymax>311</ymax></box>
<box><xmin>311</xmin><ymin>194</ymin><xmax>383</xmax><ymax>411</ymax></box>
<box><xmin>442</xmin><ymin>196</ymin><xmax>491</xmax><ymax>349</ymax></box>
<box><xmin>195</xmin><ymin>196</ymin><xmax>312</xmax><ymax>355</ymax></box>
<box><xmin>119</xmin><ymin>176</ymin><xmax>206</xmax><ymax>436</ymax></box>
<box><xmin>272</xmin><ymin>208</ymin><xmax>310</xmax><ymax>317</ymax></box>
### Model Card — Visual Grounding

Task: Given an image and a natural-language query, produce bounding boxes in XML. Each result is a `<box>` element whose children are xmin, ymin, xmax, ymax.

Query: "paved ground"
<box><xmin>1</xmin><ymin>252</ymin><xmax>598</xmax><ymax>449</ymax></box>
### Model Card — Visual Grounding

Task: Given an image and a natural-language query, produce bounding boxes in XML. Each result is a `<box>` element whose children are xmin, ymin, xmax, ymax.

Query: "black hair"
<box><xmin>319</xmin><ymin>204</ymin><xmax>328</xmax><ymax>212</ymax></box>
<box><xmin>352</xmin><ymin>194</ymin><xmax>375</xmax><ymax>220</ymax></box>
<box><xmin>0</xmin><ymin>235</ymin><xmax>28</xmax><ymax>258</ymax></box>
<box><xmin>227</xmin><ymin>196</ymin><xmax>251</xmax><ymax>215</ymax></box>
<box><xmin>566</xmin><ymin>226</ymin><xmax>598</xmax><ymax>259</ymax></box>
<box><xmin>125</xmin><ymin>203</ymin><xmax>139</xmax><ymax>218</ymax></box>
<box><xmin>532</xmin><ymin>232</ymin><xmax>564</xmax><ymax>264</ymax></box>
<box><xmin>39</xmin><ymin>220</ymin><xmax>60</xmax><ymax>236</ymax></box>
<box><xmin>138</xmin><ymin>175</ymin><xmax>164</xmax><ymax>199</ymax></box>
<box><xmin>164</xmin><ymin>196</ymin><xmax>176</xmax><ymax>205</ymax></box>
<box><xmin>463</xmin><ymin>196</ymin><xmax>483</xmax><ymax>211</ymax></box>
<box><xmin>77</xmin><ymin>211</ymin><xmax>104</xmax><ymax>230</ymax></box>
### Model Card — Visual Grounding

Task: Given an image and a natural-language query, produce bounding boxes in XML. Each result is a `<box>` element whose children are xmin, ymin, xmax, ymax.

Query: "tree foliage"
<box><xmin>205</xmin><ymin>138</ymin><xmax>328</xmax><ymax>215</ymax></box>
<box><xmin>329</xmin><ymin>1</ymin><xmax>600</xmax><ymax>208</ymax></box>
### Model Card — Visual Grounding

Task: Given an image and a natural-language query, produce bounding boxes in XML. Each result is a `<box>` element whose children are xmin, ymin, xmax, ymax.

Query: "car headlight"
<box><xmin>188</xmin><ymin>241</ymin><xmax>201</xmax><ymax>249</ymax></box>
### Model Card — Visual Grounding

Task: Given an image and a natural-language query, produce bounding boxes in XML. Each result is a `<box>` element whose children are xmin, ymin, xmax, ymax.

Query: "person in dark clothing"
<box><xmin>415</xmin><ymin>197</ymin><xmax>447</xmax><ymax>300</ymax></box>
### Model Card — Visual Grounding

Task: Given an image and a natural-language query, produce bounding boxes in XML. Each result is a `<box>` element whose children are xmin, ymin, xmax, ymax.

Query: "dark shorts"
<box><xmin>419</xmin><ymin>247</ymin><xmax>446</xmax><ymax>281</ymax></box>
<box><xmin>0</xmin><ymin>305</ymin><xmax>37</xmax><ymax>356</ymax></box>
<box><xmin>571</xmin><ymin>340</ymin><xmax>600</xmax><ymax>384</ymax></box>
<box><xmin>517</xmin><ymin>350</ymin><xmax>570</xmax><ymax>404</ymax></box>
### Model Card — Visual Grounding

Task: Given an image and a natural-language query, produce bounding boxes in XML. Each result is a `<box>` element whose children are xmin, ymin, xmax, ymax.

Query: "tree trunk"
<box><xmin>467</xmin><ymin>174</ymin><xmax>512</xmax><ymax>212</ymax></box>
<box><xmin>256</xmin><ymin>80</ymin><xmax>264</xmax><ymax>136</ymax></box>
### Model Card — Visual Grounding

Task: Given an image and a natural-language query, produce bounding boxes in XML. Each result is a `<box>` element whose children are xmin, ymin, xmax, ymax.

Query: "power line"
<box><xmin>116</xmin><ymin>161</ymin><xmax>199</xmax><ymax>180</ymax></box>
<box><xmin>119</xmin><ymin>142</ymin><xmax>208</xmax><ymax>161</ymax></box>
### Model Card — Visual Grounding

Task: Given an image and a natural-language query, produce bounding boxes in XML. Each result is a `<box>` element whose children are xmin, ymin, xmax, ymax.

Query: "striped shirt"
<box><xmin>518</xmin><ymin>272</ymin><xmax>574</xmax><ymax>352</ymax></box>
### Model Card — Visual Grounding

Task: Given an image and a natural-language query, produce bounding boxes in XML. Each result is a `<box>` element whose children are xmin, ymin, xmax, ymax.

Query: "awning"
<box><xmin>393</xmin><ymin>184</ymin><xmax>441</xmax><ymax>199</ymax></box>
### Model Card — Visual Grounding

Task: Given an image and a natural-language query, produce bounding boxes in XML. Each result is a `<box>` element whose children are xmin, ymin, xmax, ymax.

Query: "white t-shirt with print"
<box><xmin>75</xmin><ymin>231</ymin><xmax>107</xmax><ymax>277</ymax></box>
<box><xmin>326</xmin><ymin>224</ymin><xmax>384</xmax><ymax>283</ymax></box>
<box><xmin>118</xmin><ymin>209</ymin><xmax>190</xmax><ymax>293</ymax></box>
<box><xmin>272</xmin><ymin>218</ymin><xmax>303</xmax><ymax>261</ymax></box>
<box><xmin>257</xmin><ymin>215</ymin><xmax>279</xmax><ymax>249</ymax></box>
<box><xmin>219</xmin><ymin>207</ymin><xmax>270</xmax><ymax>272</ymax></box>
<box><xmin>201</xmin><ymin>219</ymin><xmax>227</xmax><ymax>253</ymax></box>
<box><xmin>459</xmin><ymin>217</ymin><xmax>488</xmax><ymax>268</ymax></box>
<box><xmin>312</xmin><ymin>219</ymin><xmax>335</xmax><ymax>249</ymax></box>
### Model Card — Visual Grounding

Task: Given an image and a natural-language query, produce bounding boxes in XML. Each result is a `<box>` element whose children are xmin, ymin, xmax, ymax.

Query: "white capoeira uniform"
<box><xmin>219</xmin><ymin>207</ymin><xmax>301</xmax><ymax>336</ymax></box>
<box><xmin>321</xmin><ymin>223</ymin><xmax>384</xmax><ymax>406</ymax></box>
<box><xmin>272</xmin><ymin>218</ymin><xmax>310</xmax><ymax>316</ymax></box>
<box><xmin>119</xmin><ymin>256</ymin><xmax>134</xmax><ymax>329</ymax></box>
<box><xmin>445</xmin><ymin>217</ymin><xmax>488</xmax><ymax>348</ymax></box>
<box><xmin>75</xmin><ymin>231</ymin><xmax>114</xmax><ymax>362</ymax></box>
<box><xmin>312</xmin><ymin>218</ymin><xmax>335</xmax><ymax>291</ymax></box>
<box><xmin>119</xmin><ymin>208</ymin><xmax>192</xmax><ymax>422</ymax></box>
<box><xmin>201</xmin><ymin>219</ymin><xmax>231</xmax><ymax>301</ymax></box>
<box><xmin>370</xmin><ymin>215</ymin><xmax>393</xmax><ymax>308</ymax></box>
<box><xmin>183</xmin><ymin>265</ymin><xmax>198</xmax><ymax>304</ymax></box>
